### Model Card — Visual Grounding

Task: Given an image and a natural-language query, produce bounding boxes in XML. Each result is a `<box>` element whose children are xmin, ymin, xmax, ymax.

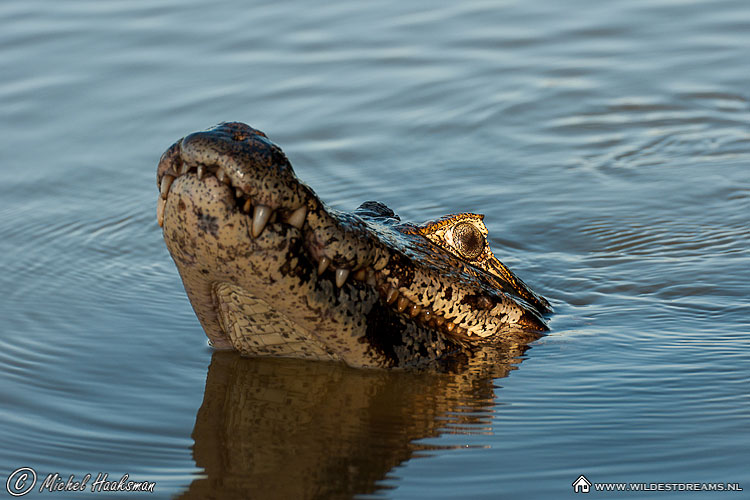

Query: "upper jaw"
<box><xmin>157</xmin><ymin>122</ymin><xmax>548</xmax><ymax>352</ymax></box>
<box><xmin>158</xmin><ymin>122</ymin><xmax>311</xmax><ymax>219</ymax></box>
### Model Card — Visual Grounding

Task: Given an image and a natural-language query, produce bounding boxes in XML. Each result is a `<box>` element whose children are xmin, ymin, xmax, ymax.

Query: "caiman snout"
<box><xmin>158</xmin><ymin>122</ymin><xmax>551</xmax><ymax>368</ymax></box>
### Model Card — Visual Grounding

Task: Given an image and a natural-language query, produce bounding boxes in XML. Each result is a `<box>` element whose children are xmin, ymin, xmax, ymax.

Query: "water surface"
<box><xmin>1</xmin><ymin>0</ymin><xmax>748</xmax><ymax>498</ymax></box>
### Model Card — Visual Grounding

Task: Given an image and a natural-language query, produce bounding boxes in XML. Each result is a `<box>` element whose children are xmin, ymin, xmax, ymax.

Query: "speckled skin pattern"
<box><xmin>157</xmin><ymin>122</ymin><xmax>551</xmax><ymax>368</ymax></box>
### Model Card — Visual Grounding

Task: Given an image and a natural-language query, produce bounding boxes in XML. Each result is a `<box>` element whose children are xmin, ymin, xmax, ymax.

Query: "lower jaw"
<box><xmin>213</xmin><ymin>282</ymin><xmax>343</xmax><ymax>361</ymax></box>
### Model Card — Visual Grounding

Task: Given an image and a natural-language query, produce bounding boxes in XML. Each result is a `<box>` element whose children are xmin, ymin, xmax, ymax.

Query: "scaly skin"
<box><xmin>157</xmin><ymin>122</ymin><xmax>551</xmax><ymax>368</ymax></box>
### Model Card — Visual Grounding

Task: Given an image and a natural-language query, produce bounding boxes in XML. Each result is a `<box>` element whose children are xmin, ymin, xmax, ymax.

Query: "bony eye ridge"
<box><xmin>453</xmin><ymin>222</ymin><xmax>484</xmax><ymax>260</ymax></box>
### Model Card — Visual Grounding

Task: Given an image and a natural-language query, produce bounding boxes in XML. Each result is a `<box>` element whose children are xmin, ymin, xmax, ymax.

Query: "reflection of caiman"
<box><xmin>178</xmin><ymin>348</ymin><xmax>523</xmax><ymax>499</ymax></box>
<box><xmin>157</xmin><ymin>122</ymin><xmax>551</xmax><ymax>368</ymax></box>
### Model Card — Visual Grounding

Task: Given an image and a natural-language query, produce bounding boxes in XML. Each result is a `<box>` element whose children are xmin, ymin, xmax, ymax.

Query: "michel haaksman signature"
<box><xmin>6</xmin><ymin>467</ymin><xmax>156</xmax><ymax>496</ymax></box>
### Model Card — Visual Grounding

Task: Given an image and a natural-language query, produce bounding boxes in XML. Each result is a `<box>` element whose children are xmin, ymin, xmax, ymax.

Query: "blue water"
<box><xmin>1</xmin><ymin>0</ymin><xmax>748</xmax><ymax>498</ymax></box>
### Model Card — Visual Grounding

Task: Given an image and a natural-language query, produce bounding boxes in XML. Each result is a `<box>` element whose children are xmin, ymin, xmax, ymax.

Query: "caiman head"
<box><xmin>157</xmin><ymin>122</ymin><xmax>551</xmax><ymax>369</ymax></box>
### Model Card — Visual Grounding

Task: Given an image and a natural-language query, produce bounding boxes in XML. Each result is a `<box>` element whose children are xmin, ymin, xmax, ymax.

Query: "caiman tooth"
<box><xmin>216</xmin><ymin>169</ymin><xmax>228</xmax><ymax>185</ymax></box>
<box><xmin>318</xmin><ymin>256</ymin><xmax>331</xmax><ymax>275</ymax></box>
<box><xmin>179</xmin><ymin>163</ymin><xmax>190</xmax><ymax>175</ymax></box>
<box><xmin>421</xmin><ymin>310</ymin><xmax>432</xmax><ymax>322</ymax></box>
<box><xmin>445</xmin><ymin>322</ymin><xmax>456</xmax><ymax>332</ymax></box>
<box><xmin>434</xmin><ymin>315</ymin><xmax>446</xmax><ymax>327</ymax></box>
<box><xmin>160</xmin><ymin>174</ymin><xmax>175</xmax><ymax>199</ymax></box>
<box><xmin>396</xmin><ymin>296</ymin><xmax>409</xmax><ymax>313</ymax></box>
<box><xmin>287</xmin><ymin>205</ymin><xmax>307</xmax><ymax>229</ymax></box>
<box><xmin>409</xmin><ymin>304</ymin><xmax>422</xmax><ymax>318</ymax></box>
<box><xmin>335</xmin><ymin>268</ymin><xmax>350</xmax><ymax>288</ymax></box>
<box><xmin>385</xmin><ymin>286</ymin><xmax>399</xmax><ymax>304</ymax></box>
<box><xmin>157</xmin><ymin>197</ymin><xmax>166</xmax><ymax>227</ymax></box>
<box><xmin>251</xmin><ymin>205</ymin><xmax>272</xmax><ymax>238</ymax></box>
<box><xmin>235</xmin><ymin>188</ymin><xmax>243</xmax><ymax>198</ymax></box>
<box><xmin>197</xmin><ymin>165</ymin><xmax>205</xmax><ymax>179</ymax></box>
<box><xmin>243</xmin><ymin>198</ymin><xmax>252</xmax><ymax>213</ymax></box>
<box><xmin>366</xmin><ymin>269</ymin><xmax>377</xmax><ymax>286</ymax></box>
<box><xmin>353</xmin><ymin>268</ymin><xmax>366</xmax><ymax>281</ymax></box>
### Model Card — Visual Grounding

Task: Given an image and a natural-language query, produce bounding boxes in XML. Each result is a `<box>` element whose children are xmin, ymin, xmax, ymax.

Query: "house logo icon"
<box><xmin>572</xmin><ymin>475</ymin><xmax>592</xmax><ymax>493</ymax></box>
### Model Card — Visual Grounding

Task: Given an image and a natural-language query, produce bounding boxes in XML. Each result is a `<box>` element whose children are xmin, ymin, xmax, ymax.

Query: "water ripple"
<box><xmin>1</xmin><ymin>0</ymin><xmax>749</xmax><ymax>497</ymax></box>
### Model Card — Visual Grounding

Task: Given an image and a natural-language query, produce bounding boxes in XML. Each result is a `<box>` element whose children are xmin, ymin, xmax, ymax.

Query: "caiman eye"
<box><xmin>453</xmin><ymin>222</ymin><xmax>484</xmax><ymax>260</ymax></box>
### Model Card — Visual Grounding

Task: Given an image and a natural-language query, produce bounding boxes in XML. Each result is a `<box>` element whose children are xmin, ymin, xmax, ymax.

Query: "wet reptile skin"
<box><xmin>157</xmin><ymin>122</ymin><xmax>551</xmax><ymax>368</ymax></box>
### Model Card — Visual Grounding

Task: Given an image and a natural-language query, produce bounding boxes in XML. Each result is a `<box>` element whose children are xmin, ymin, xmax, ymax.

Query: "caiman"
<box><xmin>157</xmin><ymin>122</ymin><xmax>551</xmax><ymax>368</ymax></box>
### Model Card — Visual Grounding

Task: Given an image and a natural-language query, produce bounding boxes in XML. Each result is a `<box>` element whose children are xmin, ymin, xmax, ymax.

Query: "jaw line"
<box><xmin>161</xmin><ymin>169</ymin><xmax>533</xmax><ymax>348</ymax></box>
